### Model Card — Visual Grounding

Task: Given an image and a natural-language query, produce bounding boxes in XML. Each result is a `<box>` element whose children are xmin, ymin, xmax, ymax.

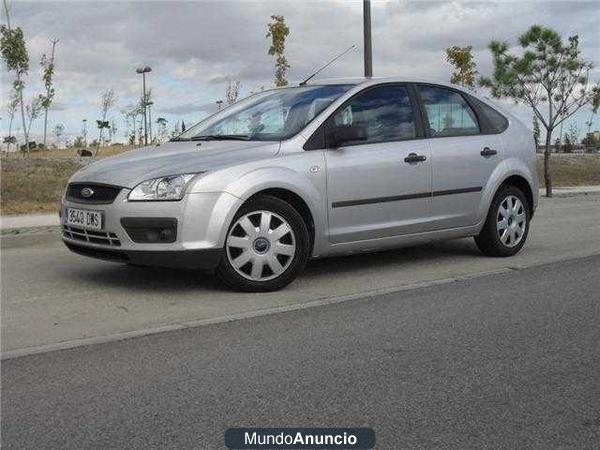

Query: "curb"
<box><xmin>542</xmin><ymin>189</ymin><xmax>600</xmax><ymax>198</ymax></box>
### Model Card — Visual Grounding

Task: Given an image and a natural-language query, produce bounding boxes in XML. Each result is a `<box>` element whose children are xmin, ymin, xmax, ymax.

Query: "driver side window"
<box><xmin>332</xmin><ymin>85</ymin><xmax>417</xmax><ymax>144</ymax></box>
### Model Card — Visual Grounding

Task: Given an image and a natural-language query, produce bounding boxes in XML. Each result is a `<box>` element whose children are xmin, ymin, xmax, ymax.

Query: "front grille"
<box><xmin>63</xmin><ymin>225</ymin><xmax>121</xmax><ymax>247</ymax></box>
<box><xmin>66</xmin><ymin>183</ymin><xmax>121</xmax><ymax>204</ymax></box>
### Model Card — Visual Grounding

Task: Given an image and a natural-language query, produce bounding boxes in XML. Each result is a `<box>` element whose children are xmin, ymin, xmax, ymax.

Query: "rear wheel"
<box><xmin>216</xmin><ymin>195</ymin><xmax>309</xmax><ymax>292</ymax></box>
<box><xmin>475</xmin><ymin>185</ymin><xmax>530</xmax><ymax>257</ymax></box>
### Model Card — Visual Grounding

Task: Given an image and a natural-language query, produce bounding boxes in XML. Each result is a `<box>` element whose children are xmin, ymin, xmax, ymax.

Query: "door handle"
<box><xmin>404</xmin><ymin>153</ymin><xmax>427</xmax><ymax>163</ymax></box>
<box><xmin>481</xmin><ymin>147</ymin><xmax>497</xmax><ymax>157</ymax></box>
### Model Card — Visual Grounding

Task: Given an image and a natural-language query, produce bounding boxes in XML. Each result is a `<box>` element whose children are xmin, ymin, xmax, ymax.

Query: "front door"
<box><xmin>325</xmin><ymin>84</ymin><xmax>433</xmax><ymax>244</ymax></box>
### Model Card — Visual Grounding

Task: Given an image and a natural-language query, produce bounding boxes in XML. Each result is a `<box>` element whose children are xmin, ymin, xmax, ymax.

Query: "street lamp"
<box><xmin>136</xmin><ymin>65</ymin><xmax>152</xmax><ymax>145</ymax></box>
<box><xmin>146</xmin><ymin>101</ymin><xmax>154</xmax><ymax>143</ymax></box>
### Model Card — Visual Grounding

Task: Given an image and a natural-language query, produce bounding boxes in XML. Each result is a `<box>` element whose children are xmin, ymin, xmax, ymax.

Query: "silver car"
<box><xmin>62</xmin><ymin>78</ymin><xmax>538</xmax><ymax>291</ymax></box>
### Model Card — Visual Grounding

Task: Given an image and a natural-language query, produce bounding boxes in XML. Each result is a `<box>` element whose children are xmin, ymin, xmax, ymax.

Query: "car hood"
<box><xmin>70</xmin><ymin>141</ymin><xmax>280</xmax><ymax>188</ymax></box>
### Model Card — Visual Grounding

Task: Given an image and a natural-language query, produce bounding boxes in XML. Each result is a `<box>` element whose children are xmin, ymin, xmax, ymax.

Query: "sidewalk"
<box><xmin>1</xmin><ymin>213</ymin><xmax>59</xmax><ymax>231</ymax></box>
<box><xmin>1</xmin><ymin>185</ymin><xmax>599</xmax><ymax>231</ymax></box>
<box><xmin>547</xmin><ymin>185</ymin><xmax>600</xmax><ymax>197</ymax></box>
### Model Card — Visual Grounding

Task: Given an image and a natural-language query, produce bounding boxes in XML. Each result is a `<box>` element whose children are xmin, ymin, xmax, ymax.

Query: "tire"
<box><xmin>216</xmin><ymin>195</ymin><xmax>310</xmax><ymax>292</ymax></box>
<box><xmin>475</xmin><ymin>185</ymin><xmax>530</xmax><ymax>257</ymax></box>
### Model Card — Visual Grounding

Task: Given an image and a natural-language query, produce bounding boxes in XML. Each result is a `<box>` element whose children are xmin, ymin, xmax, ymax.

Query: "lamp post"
<box><xmin>363</xmin><ymin>0</ymin><xmax>372</xmax><ymax>77</ymax></box>
<box><xmin>136</xmin><ymin>66</ymin><xmax>152</xmax><ymax>145</ymax></box>
<box><xmin>146</xmin><ymin>100</ymin><xmax>154</xmax><ymax>143</ymax></box>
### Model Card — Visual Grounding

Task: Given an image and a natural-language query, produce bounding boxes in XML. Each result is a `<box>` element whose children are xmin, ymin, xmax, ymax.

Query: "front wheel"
<box><xmin>475</xmin><ymin>185</ymin><xmax>530</xmax><ymax>257</ymax></box>
<box><xmin>216</xmin><ymin>195</ymin><xmax>309</xmax><ymax>292</ymax></box>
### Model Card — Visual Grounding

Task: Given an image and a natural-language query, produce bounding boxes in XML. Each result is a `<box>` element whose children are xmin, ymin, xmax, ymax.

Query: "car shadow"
<box><xmin>67</xmin><ymin>238</ymin><xmax>483</xmax><ymax>294</ymax></box>
<box><xmin>304</xmin><ymin>238</ymin><xmax>481</xmax><ymax>277</ymax></box>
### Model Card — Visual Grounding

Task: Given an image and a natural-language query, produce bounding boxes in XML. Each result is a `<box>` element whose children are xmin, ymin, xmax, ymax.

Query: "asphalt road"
<box><xmin>2</xmin><ymin>255</ymin><xmax>599</xmax><ymax>449</ymax></box>
<box><xmin>3</xmin><ymin>195</ymin><xmax>600</xmax><ymax>355</ymax></box>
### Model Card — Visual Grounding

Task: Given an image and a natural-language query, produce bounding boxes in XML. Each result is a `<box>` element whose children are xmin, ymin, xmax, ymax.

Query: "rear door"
<box><xmin>416</xmin><ymin>84</ymin><xmax>504</xmax><ymax>229</ymax></box>
<box><xmin>324</xmin><ymin>84</ymin><xmax>433</xmax><ymax>244</ymax></box>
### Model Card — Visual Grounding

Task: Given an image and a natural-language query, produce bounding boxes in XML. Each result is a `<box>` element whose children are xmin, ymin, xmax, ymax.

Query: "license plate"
<box><xmin>65</xmin><ymin>207</ymin><xmax>103</xmax><ymax>231</ymax></box>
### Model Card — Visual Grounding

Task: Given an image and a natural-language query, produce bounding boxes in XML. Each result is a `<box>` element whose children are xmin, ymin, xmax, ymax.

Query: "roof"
<box><xmin>305</xmin><ymin>76</ymin><xmax>457</xmax><ymax>87</ymax></box>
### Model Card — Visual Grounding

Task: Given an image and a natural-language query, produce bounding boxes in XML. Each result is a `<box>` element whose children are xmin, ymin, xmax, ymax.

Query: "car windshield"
<box><xmin>175</xmin><ymin>84</ymin><xmax>354</xmax><ymax>142</ymax></box>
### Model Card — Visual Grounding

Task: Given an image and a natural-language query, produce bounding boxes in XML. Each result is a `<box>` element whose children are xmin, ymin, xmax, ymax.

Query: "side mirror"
<box><xmin>329</xmin><ymin>124</ymin><xmax>367</xmax><ymax>148</ymax></box>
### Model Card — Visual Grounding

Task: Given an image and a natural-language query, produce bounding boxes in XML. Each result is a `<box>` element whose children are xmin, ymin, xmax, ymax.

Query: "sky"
<box><xmin>1</xmin><ymin>0</ymin><xmax>599</xmax><ymax>145</ymax></box>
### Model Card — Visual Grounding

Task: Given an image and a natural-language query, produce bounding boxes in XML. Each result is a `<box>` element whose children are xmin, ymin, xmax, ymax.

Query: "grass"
<box><xmin>1</xmin><ymin>158</ymin><xmax>83</xmax><ymax>214</ymax></box>
<box><xmin>1</xmin><ymin>150</ymin><xmax>599</xmax><ymax>216</ymax></box>
<box><xmin>537</xmin><ymin>154</ymin><xmax>600</xmax><ymax>187</ymax></box>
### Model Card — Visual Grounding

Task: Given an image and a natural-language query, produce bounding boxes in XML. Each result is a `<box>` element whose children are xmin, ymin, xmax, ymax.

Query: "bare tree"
<box><xmin>226</xmin><ymin>79</ymin><xmax>241</xmax><ymax>105</ymax></box>
<box><xmin>155</xmin><ymin>117</ymin><xmax>168</xmax><ymax>143</ymax></box>
<box><xmin>96</xmin><ymin>88</ymin><xmax>115</xmax><ymax>154</ymax></box>
<box><xmin>1</xmin><ymin>0</ymin><xmax>30</xmax><ymax>153</ymax></box>
<box><xmin>25</xmin><ymin>96</ymin><xmax>42</xmax><ymax>140</ymax></box>
<box><xmin>40</xmin><ymin>38</ymin><xmax>58</xmax><ymax>148</ymax></box>
<box><xmin>53</xmin><ymin>123</ymin><xmax>64</xmax><ymax>148</ymax></box>
<box><xmin>4</xmin><ymin>91</ymin><xmax>18</xmax><ymax>152</ymax></box>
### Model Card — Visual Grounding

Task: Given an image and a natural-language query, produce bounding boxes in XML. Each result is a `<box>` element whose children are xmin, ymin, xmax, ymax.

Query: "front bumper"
<box><xmin>61</xmin><ymin>188</ymin><xmax>242</xmax><ymax>269</ymax></box>
<box><xmin>64</xmin><ymin>241</ymin><xmax>222</xmax><ymax>270</ymax></box>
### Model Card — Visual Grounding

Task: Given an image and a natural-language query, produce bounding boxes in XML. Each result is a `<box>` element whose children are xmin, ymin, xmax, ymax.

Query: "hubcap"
<box><xmin>496</xmin><ymin>195</ymin><xmax>526</xmax><ymax>248</ymax></box>
<box><xmin>226</xmin><ymin>210</ymin><xmax>296</xmax><ymax>281</ymax></box>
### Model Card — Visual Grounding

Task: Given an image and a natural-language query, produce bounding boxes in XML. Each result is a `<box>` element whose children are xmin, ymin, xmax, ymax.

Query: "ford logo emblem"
<box><xmin>80</xmin><ymin>187</ymin><xmax>94</xmax><ymax>198</ymax></box>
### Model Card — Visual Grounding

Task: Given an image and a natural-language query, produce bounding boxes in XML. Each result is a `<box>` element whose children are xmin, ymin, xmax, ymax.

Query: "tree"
<box><xmin>566</xmin><ymin>122</ymin><xmax>579</xmax><ymax>152</ymax></box>
<box><xmin>25</xmin><ymin>96</ymin><xmax>42</xmax><ymax>142</ymax></box>
<box><xmin>0</xmin><ymin>0</ymin><xmax>30</xmax><ymax>153</ymax></box>
<box><xmin>170</xmin><ymin>121</ymin><xmax>181</xmax><ymax>139</ymax></box>
<box><xmin>71</xmin><ymin>135</ymin><xmax>85</xmax><ymax>148</ymax></box>
<box><xmin>96</xmin><ymin>88</ymin><xmax>115</xmax><ymax>154</ymax></box>
<box><xmin>39</xmin><ymin>39</ymin><xmax>58</xmax><ymax>148</ymax></box>
<box><xmin>108</xmin><ymin>119</ymin><xmax>117</xmax><ymax>143</ymax></box>
<box><xmin>226</xmin><ymin>79</ymin><xmax>241</xmax><ymax>105</ymax></box>
<box><xmin>155</xmin><ymin>117</ymin><xmax>168</xmax><ymax>142</ymax></box>
<box><xmin>480</xmin><ymin>25</ymin><xmax>600</xmax><ymax>197</ymax></box>
<box><xmin>53</xmin><ymin>123</ymin><xmax>64</xmax><ymax>147</ymax></box>
<box><xmin>532</xmin><ymin>113</ymin><xmax>540</xmax><ymax>149</ymax></box>
<box><xmin>122</xmin><ymin>105</ymin><xmax>142</xmax><ymax>147</ymax></box>
<box><xmin>3</xmin><ymin>135</ymin><xmax>16</xmax><ymax>150</ymax></box>
<box><xmin>4</xmin><ymin>90</ymin><xmax>18</xmax><ymax>152</ymax></box>
<box><xmin>266</xmin><ymin>15</ymin><xmax>290</xmax><ymax>87</ymax></box>
<box><xmin>584</xmin><ymin>94</ymin><xmax>600</xmax><ymax>150</ymax></box>
<box><xmin>445</xmin><ymin>45</ymin><xmax>478</xmax><ymax>88</ymax></box>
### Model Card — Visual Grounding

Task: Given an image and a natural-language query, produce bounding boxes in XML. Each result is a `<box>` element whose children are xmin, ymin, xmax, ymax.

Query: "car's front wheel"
<box><xmin>475</xmin><ymin>185</ymin><xmax>530</xmax><ymax>257</ymax></box>
<box><xmin>216</xmin><ymin>195</ymin><xmax>309</xmax><ymax>292</ymax></box>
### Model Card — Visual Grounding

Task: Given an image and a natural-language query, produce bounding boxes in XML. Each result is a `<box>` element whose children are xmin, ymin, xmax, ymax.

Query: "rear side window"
<box><xmin>332</xmin><ymin>85</ymin><xmax>417</xmax><ymax>144</ymax></box>
<box><xmin>418</xmin><ymin>85</ymin><xmax>479</xmax><ymax>137</ymax></box>
<box><xmin>469</xmin><ymin>97</ymin><xmax>509</xmax><ymax>133</ymax></box>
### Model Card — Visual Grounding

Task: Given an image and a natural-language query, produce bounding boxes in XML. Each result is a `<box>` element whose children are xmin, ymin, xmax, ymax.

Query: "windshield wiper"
<box><xmin>169</xmin><ymin>137</ymin><xmax>191</xmax><ymax>142</ymax></box>
<box><xmin>190</xmin><ymin>134</ymin><xmax>251</xmax><ymax>141</ymax></box>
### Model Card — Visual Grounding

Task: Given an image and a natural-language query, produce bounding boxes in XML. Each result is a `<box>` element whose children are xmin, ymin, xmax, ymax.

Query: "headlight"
<box><xmin>128</xmin><ymin>174</ymin><xmax>198</xmax><ymax>201</ymax></box>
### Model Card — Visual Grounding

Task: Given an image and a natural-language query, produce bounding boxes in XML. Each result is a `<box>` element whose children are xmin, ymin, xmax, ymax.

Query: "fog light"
<box><xmin>159</xmin><ymin>229</ymin><xmax>175</xmax><ymax>242</ymax></box>
<box><xmin>120</xmin><ymin>217</ymin><xmax>178</xmax><ymax>244</ymax></box>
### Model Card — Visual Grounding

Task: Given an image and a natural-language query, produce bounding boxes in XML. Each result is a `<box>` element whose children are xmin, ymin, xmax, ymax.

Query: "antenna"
<box><xmin>299</xmin><ymin>45</ymin><xmax>357</xmax><ymax>86</ymax></box>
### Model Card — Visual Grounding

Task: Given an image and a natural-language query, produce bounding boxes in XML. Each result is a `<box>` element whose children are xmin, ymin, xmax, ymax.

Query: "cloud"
<box><xmin>157</xmin><ymin>101</ymin><xmax>218</xmax><ymax>115</ymax></box>
<box><xmin>1</xmin><ymin>0</ymin><xmax>599</xmax><ymax>142</ymax></box>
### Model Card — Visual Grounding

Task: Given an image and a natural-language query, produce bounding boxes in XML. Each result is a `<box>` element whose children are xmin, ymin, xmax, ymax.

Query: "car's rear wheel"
<box><xmin>216</xmin><ymin>195</ymin><xmax>309</xmax><ymax>292</ymax></box>
<box><xmin>475</xmin><ymin>185</ymin><xmax>530</xmax><ymax>257</ymax></box>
